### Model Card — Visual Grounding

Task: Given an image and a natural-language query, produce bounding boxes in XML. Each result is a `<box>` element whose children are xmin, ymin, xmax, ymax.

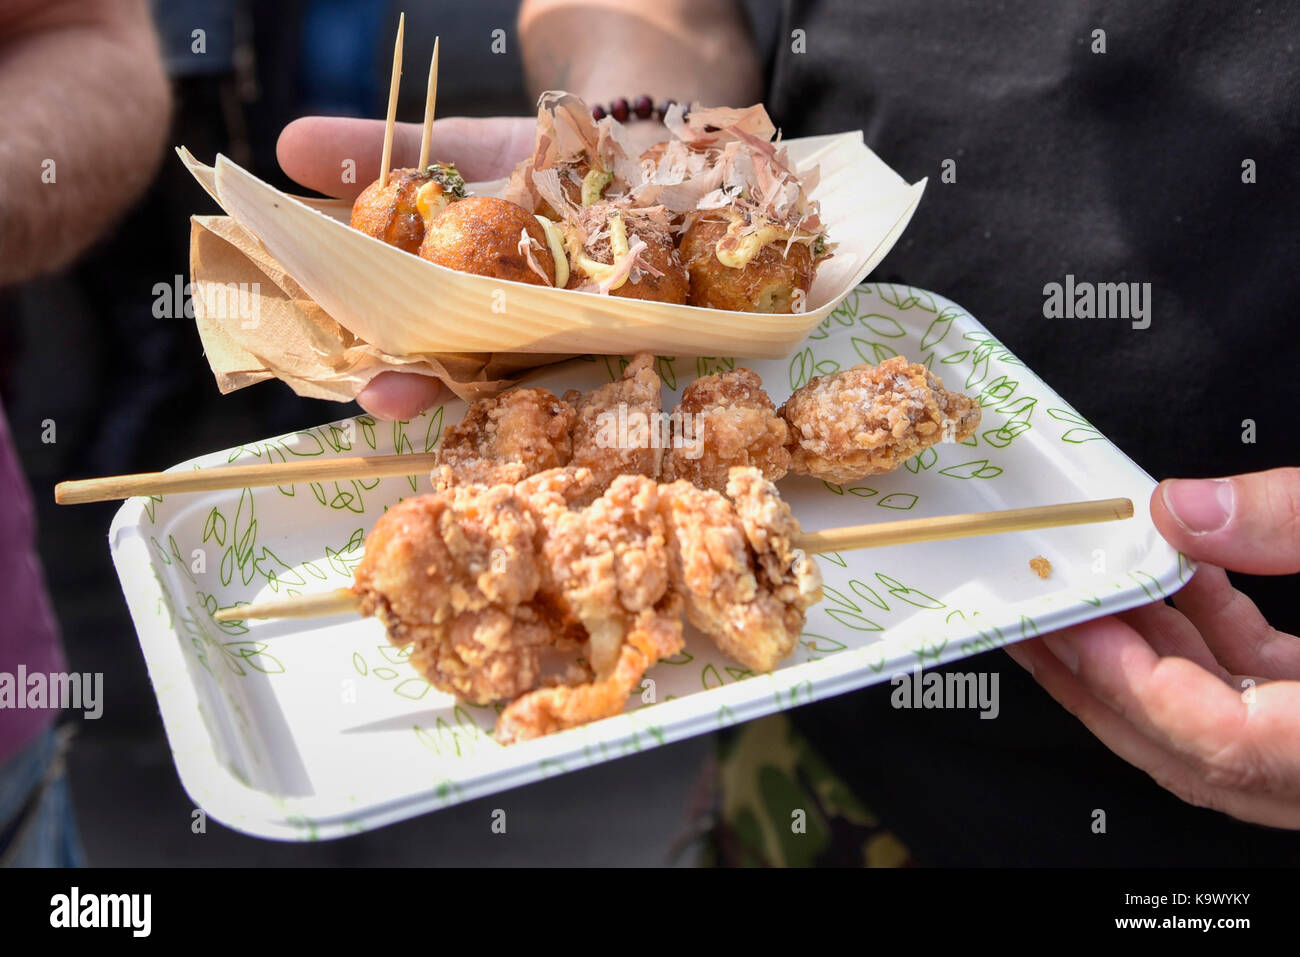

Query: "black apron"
<box><xmin>765</xmin><ymin>0</ymin><xmax>1300</xmax><ymax>864</ymax></box>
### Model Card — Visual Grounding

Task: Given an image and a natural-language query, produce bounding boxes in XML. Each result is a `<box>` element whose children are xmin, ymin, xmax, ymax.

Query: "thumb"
<box><xmin>356</xmin><ymin>371</ymin><xmax>448</xmax><ymax>421</ymax></box>
<box><xmin>1151</xmin><ymin>467</ymin><xmax>1300</xmax><ymax>574</ymax></box>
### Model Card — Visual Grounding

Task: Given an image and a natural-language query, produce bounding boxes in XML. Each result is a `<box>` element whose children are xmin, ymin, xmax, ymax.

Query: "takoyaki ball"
<box><xmin>615</xmin><ymin>230</ymin><xmax>688</xmax><ymax>304</ymax></box>
<box><xmin>419</xmin><ymin>196</ymin><xmax>556</xmax><ymax>286</ymax></box>
<box><xmin>638</xmin><ymin>143</ymin><xmax>666</xmax><ymax>173</ymax></box>
<box><xmin>679</xmin><ymin>215</ymin><xmax>815</xmax><ymax>313</ymax></box>
<box><xmin>565</xmin><ymin>210</ymin><xmax>689</xmax><ymax>304</ymax></box>
<box><xmin>350</xmin><ymin>165</ymin><xmax>463</xmax><ymax>254</ymax></box>
<box><xmin>536</xmin><ymin>159</ymin><xmax>612</xmax><ymax>220</ymax></box>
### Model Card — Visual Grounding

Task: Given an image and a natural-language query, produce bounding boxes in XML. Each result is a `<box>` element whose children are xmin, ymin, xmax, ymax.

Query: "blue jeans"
<box><xmin>0</xmin><ymin>725</ymin><xmax>85</xmax><ymax>867</ymax></box>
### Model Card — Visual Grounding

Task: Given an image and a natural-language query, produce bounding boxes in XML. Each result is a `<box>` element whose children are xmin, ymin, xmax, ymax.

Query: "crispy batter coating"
<box><xmin>419</xmin><ymin>196</ymin><xmax>555</xmax><ymax>285</ymax></box>
<box><xmin>780</xmin><ymin>357</ymin><xmax>981</xmax><ymax>483</ymax></box>
<box><xmin>431</xmin><ymin>388</ymin><xmax>577</xmax><ymax>491</ymax></box>
<box><xmin>495</xmin><ymin>601</ymin><xmax>683</xmax><ymax>744</ymax></box>
<box><xmin>352</xmin><ymin>485</ymin><xmax>556</xmax><ymax>705</ymax></box>
<box><xmin>659</xmin><ymin>467</ymin><xmax>821</xmax><ymax>672</ymax></box>
<box><xmin>539</xmin><ymin>474</ymin><xmax>672</xmax><ymax>675</ymax></box>
<box><xmin>679</xmin><ymin>215</ymin><xmax>815</xmax><ymax>313</ymax></box>
<box><xmin>352</xmin><ymin>465</ymin><xmax>820</xmax><ymax>743</ymax></box>
<box><xmin>350</xmin><ymin>168</ymin><xmax>443</xmax><ymax>254</ymax></box>
<box><xmin>564</xmin><ymin>352</ymin><xmax>664</xmax><ymax>490</ymax></box>
<box><xmin>661</xmin><ymin>367</ymin><xmax>791</xmax><ymax>491</ymax></box>
<box><xmin>514</xmin><ymin>466</ymin><xmax>603</xmax><ymax>511</ymax></box>
<box><xmin>496</xmin><ymin>475</ymin><xmax>683</xmax><ymax>743</ymax></box>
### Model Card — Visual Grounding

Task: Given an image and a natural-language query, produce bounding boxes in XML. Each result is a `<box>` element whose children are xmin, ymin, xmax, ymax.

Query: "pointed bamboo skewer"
<box><xmin>378</xmin><ymin>12</ymin><xmax>405</xmax><ymax>188</ymax></box>
<box><xmin>223</xmin><ymin>588</ymin><xmax>358</xmax><ymax>621</ymax></box>
<box><xmin>417</xmin><ymin>36</ymin><xmax>440</xmax><ymax>170</ymax></box>
<box><xmin>54</xmin><ymin>453</ymin><xmax>442</xmax><ymax>505</ymax></box>
<box><xmin>213</xmin><ymin>497</ymin><xmax>1133</xmax><ymax>622</ymax></box>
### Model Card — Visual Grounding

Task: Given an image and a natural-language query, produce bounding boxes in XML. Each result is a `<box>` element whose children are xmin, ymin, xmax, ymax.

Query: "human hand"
<box><xmin>1004</xmin><ymin>467</ymin><xmax>1300</xmax><ymax>828</ymax></box>
<box><xmin>275</xmin><ymin>115</ymin><xmax>535</xmax><ymax>419</ymax></box>
<box><xmin>276</xmin><ymin>114</ymin><xmax>535</xmax><ymax>200</ymax></box>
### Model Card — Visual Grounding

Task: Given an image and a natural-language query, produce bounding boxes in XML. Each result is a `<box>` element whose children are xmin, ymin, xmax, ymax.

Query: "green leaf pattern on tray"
<box><xmin>1047</xmin><ymin>406</ymin><xmax>1105</xmax><ymax>444</ymax></box>
<box><xmin>169</xmin><ymin>283</ymin><xmax>1097</xmax><ymax>697</ymax></box>
<box><xmin>119</xmin><ymin>281</ymin><xmax>1190</xmax><ymax>840</ymax></box>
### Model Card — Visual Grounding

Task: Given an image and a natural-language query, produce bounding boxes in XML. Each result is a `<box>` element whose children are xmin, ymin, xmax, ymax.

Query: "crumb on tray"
<box><xmin>1029</xmin><ymin>556</ymin><xmax>1052</xmax><ymax>579</ymax></box>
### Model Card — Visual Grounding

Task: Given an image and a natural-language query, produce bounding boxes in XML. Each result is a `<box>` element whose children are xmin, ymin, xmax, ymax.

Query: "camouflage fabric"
<box><xmin>703</xmin><ymin>713</ymin><xmax>914</xmax><ymax>867</ymax></box>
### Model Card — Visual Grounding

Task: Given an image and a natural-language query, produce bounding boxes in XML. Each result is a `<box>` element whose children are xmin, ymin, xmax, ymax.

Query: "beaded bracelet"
<box><xmin>590</xmin><ymin>96</ymin><xmax>680</xmax><ymax>122</ymax></box>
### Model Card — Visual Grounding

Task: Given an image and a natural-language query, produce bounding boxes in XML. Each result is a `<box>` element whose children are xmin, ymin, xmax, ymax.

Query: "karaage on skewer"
<box><xmin>564</xmin><ymin>352</ymin><xmax>665</xmax><ymax>490</ymax></box>
<box><xmin>427</xmin><ymin>352</ymin><xmax>981</xmax><ymax>496</ymax></box>
<box><xmin>495</xmin><ymin>473</ymin><xmax>684</xmax><ymax>743</ymax></box>
<box><xmin>430</xmin><ymin>387</ymin><xmax>576</xmax><ymax>491</ymax></box>
<box><xmin>780</xmin><ymin>356</ymin><xmax>982</xmax><ymax>483</ymax></box>
<box><xmin>659</xmin><ymin>468</ymin><xmax>820</xmax><ymax>673</ymax></box>
<box><xmin>351</xmin><ymin>465</ymin><xmax>820</xmax><ymax>743</ymax></box>
<box><xmin>427</xmin><ymin>352</ymin><xmax>666</xmax><ymax>501</ymax></box>
<box><xmin>353</xmin><ymin>482</ymin><xmax>556</xmax><ymax>705</ymax></box>
<box><xmin>661</xmin><ymin>366</ymin><xmax>790</xmax><ymax>491</ymax></box>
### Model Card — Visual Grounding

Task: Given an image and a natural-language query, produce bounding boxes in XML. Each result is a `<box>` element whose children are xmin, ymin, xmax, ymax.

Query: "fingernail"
<box><xmin>1163</xmin><ymin>478</ymin><xmax>1233</xmax><ymax>535</ymax></box>
<box><xmin>1043</xmin><ymin>633</ymin><xmax>1079</xmax><ymax>674</ymax></box>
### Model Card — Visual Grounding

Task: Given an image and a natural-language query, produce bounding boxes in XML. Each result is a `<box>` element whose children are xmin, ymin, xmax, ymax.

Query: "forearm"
<box><xmin>518</xmin><ymin>0</ymin><xmax>761</xmax><ymax>108</ymax></box>
<box><xmin>0</xmin><ymin>0</ymin><xmax>171</xmax><ymax>286</ymax></box>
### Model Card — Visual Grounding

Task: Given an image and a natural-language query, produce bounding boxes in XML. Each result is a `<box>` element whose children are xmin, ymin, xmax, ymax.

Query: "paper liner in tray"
<box><xmin>179</xmin><ymin>133</ymin><xmax>926</xmax><ymax>380</ymax></box>
<box><xmin>188</xmin><ymin>213</ymin><xmax>573</xmax><ymax>403</ymax></box>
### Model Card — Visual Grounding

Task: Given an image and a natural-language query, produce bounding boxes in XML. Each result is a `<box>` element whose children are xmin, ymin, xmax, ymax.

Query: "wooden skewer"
<box><xmin>219</xmin><ymin>588</ymin><xmax>358</xmax><ymax>622</ymax></box>
<box><xmin>213</xmin><ymin>497</ymin><xmax>1133</xmax><ymax>621</ymax></box>
<box><xmin>54</xmin><ymin>453</ymin><xmax>441</xmax><ymax>505</ymax></box>
<box><xmin>417</xmin><ymin>36</ymin><xmax>439</xmax><ymax>170</ymax></box>
<box><xmin>793</xmin><ymin>496</ymin><xmax>1134</xmax><ymax>553</ymax></box>
<box><xmin>378</xmin><ymin>12</ymin><xmax>405</xmax><ymax>188</ymax></box>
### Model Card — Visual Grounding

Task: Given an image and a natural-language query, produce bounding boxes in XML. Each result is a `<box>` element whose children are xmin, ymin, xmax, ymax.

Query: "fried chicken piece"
<box><xmin>495</xmin><ymin>601</ymin><xmax>683</xmax><ymax>744</ymax></box>
<box><xmin>513</xmin><ymin>465</ymin><xmax>602</xmax><ymax>512</ymax></box>
<box><xmin>510</xmin><ymin>465</ymin><xmax>608</xmax><ymax>652</ymax></box>
<box><xmin>496</xmin><ymin>474</ymin><xmax>683</xmax><ymax>744</ymax></box>
<box><xmin>352</xmin><ymin>465</ymin><xmax>821</xmax><ymax>744</ymax></box>
<box><xmin>430</xmin><ymin>355</ymin><xmax>660</xmax><ymax>501</ymax></box>
<box><xmin>781</xmin><ymin>357</ymin><xmax>981</xmax><ymax>484</ymax></box>
<box><xmin>658</xmin><ymin>467</ymin><xmax>822</xmax><ymax>672</ymax></box>
<box><xmin>564</xmin><ymin>352</ymin><xmax>664</xmax><ymax>490</ymax></box>
<box><xmin>431</xmin><ymin>388</ymin><xmax>577</xmax><ymax>491</ymax></box>
<box><xmin>352</xmin><ymin>485</ymin><xmax>556</xmax><ymax>705</ymax></box>
<box><xmin>661</xmin><ymin>367</ymin><xmax>791</xmax><ymax>491</ymax></box>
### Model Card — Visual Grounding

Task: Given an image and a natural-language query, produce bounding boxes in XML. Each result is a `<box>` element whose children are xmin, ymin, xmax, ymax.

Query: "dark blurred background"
<box><xmin>0</xmin><ymin>0</ymin><xmax>722</xmax><ymax>865</ymax></box>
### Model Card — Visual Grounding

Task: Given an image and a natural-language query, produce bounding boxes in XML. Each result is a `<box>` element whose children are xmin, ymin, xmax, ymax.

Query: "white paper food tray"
<box><xmin>108</xmin><ymin>282</ymin><xmax>1189</xmax><ymax>840</ymax></box>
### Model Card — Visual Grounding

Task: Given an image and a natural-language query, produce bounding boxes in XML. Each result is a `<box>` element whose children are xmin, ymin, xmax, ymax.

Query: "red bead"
<box><xmin>655</xmin><ymin>99</ymin><xmax>675</xmax><ymax>120</ymax></box>
<box><xmin>591</xmin><ymin>104</ymin><xmax>607</xmax><ymax>120</ymax></box>
<box><xmin>633</xmin><ymin>95</ymin><xmax>653</xmax><ymax>120</ymax></box>
<box><xmin>610</xmin><ymin>97</ymin><xmax>630</xmax><ymax>122</ymax></box>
